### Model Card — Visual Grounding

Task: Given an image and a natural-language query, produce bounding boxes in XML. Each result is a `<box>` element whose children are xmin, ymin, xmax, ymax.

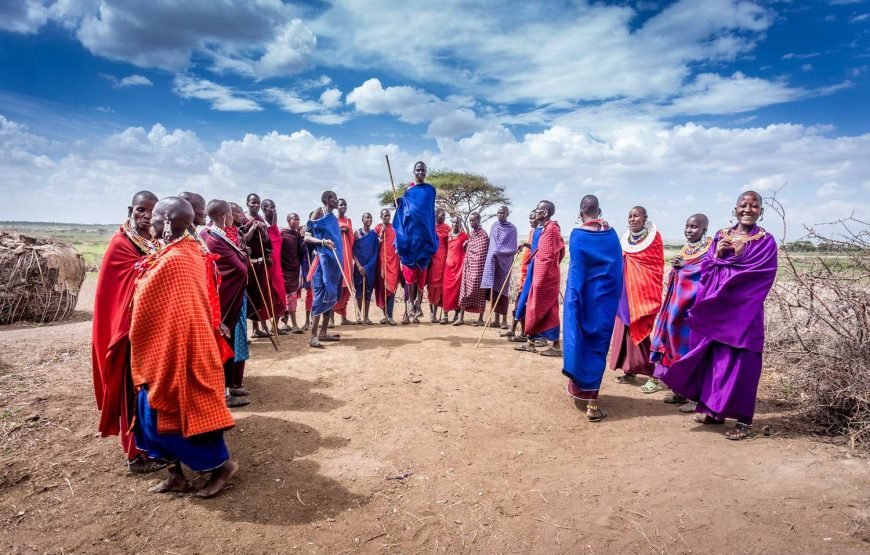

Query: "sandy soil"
<box><xmin>1</xmin><ymin>277</ymin><xmax>868</xmax><ymax>554</ymax></box>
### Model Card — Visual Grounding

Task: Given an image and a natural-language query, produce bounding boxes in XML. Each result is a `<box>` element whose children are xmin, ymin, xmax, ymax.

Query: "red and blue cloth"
<box><xmin>650</xmin><ymin>253</ymin><xmax>707</xmax><ymax>368</ymax></box>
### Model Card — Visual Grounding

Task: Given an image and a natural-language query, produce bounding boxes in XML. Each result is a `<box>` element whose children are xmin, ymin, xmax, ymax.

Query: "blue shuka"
<box><xmin>393</xmin><ymin>183</ymin><xmax>438</xmax><ymax>270</ymax></box>
<box><xmin>353</xmin><ymin>229</ymin><xmax>379</xmax><ymax>301</ymax></box>
<box><xmin>306</xmin><ymin>212</ymin><xmax>343</xmax><ymax>316</ymax></box>
<box><xmin>562</xmin><ymin>226</ymin><xmax>624</xmax><ymax>398</ymax></box>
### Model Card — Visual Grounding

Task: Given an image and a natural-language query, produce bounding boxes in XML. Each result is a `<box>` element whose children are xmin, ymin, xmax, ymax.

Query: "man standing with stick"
<box><xmin>304</xmin><ymin>191</ymin><xmax>343</xmax><ymax>348</ymax></box>
<box><xmin>390</xmin><ymin>160</ymin><xmax>439</xmax><ymax>324</ymax></box>
<box><xmin>480</xmin><ymin>206</ymin><xmax>518</xmax><ymax>330</ymax></box>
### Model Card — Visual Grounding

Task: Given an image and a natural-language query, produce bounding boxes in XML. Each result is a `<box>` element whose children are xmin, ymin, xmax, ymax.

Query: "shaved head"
<box><xmin>688</xmin><ymin>213</ymin><xmax>709</xmax><ymax>228</ymax></box>
<box><xmin>579</xmin><ymin>194</ymin><xmax>600</xmax><ymax>217</ymax></box>
<box><xmin>131</xmin><ymin>190</ymin><xmax>158</xmax><ymax>206</ymax></box>
<box><xmin>179</xmin><ymin>191</ymin><xmax>206</xmax><ymax>226</ymax></box>
<box><xmin>152</xmin><ymin>197</ymin><xmax>194</xmax><ymax>240</ymax></box>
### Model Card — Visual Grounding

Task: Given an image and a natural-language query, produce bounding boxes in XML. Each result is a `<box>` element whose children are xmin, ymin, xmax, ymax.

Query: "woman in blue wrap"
<box><xmin>304</xmin><ymin>191</ymin><xmax>344</xmax><ymax>348</ymax></box>
<box><xmin>562</xmin><ymin>195</ymin><xmax>624</xmax><ymax>422</ymax></box>
<box><xmin>353</xmin><ymin>212</ymin><xmax>379</xmax><ymax>325</ymax></box>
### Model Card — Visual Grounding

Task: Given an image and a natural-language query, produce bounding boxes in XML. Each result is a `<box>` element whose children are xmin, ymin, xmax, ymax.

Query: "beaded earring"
<box><xmin>759</xmin><ymin>209</ymin><xmax>764</xmax><ymax>222</ymax></box>
<box><xmin>163</xmin><ymin>219</ymin><xmax>173</xmax><ymax>243</ymax></box>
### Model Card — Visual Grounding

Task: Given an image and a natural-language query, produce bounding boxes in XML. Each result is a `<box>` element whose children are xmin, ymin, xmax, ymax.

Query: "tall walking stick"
<box><xmin>330</xmin><ymin>246</ymin><xmax>360</xmax><ymax>323</ymax></box>
<box><xmin>475</xmin><ymin>252</ymin><xmax>521</xmax><ymax>349</ymax></box>
<box><xmin>385</xmin><ymin>155</ymin><xmax>399</xmax><ymax>207</ymax></box>
<box><xmin>257</xmin><ymin>230</ymin><xmax>281</xmax><ymax>340</ymax></box>
<box><xmin>247</xmin><ymin>257</ymin><xmax>279</xmax><ymax>350</ymax></box>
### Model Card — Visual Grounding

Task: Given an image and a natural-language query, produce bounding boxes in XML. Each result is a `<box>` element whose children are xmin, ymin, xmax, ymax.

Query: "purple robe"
<box><xmin>480</xmin><ymin>220</ymin><xmax>518</xmax><ymax>315</ymax></box>
<box><xmin>657</xmin><ymin>227</ymin><xmax>778</xmax><ymax>424</ymax></box>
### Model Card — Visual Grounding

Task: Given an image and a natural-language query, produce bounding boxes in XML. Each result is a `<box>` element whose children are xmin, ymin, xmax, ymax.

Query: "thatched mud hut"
<box><xmin>0</xmin><ymin>232</ymin><xmax>86</xmax><ymax>325</ymax></box>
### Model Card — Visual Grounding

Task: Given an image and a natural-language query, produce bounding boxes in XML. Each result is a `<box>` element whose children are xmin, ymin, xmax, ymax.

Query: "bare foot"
<box><xmin>195</xmin><ymin>459</ymin><xmax>239</xmax><ymax>498</ymax></box>
<box><xmin>149</xmin><ymin>467</ymin><xmax>191</xmax><ymax>493</ymax></box>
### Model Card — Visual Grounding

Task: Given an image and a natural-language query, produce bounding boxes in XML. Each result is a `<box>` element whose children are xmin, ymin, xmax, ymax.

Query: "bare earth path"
<box><xmin>1</xmin><ymin>278</ymin><xmax>868</xmax><ymax>554</ymax></box>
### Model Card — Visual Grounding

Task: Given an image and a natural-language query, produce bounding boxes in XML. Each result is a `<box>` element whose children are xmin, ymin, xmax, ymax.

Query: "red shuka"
<box><xmin>426</xmin><ymin>222</ymin><xmax>451</xmax><ymax>306</ymax></box>
<box><xmin>334</xmin><ymin>216</ymin><xmax>355</xmax><ymax>316</ymax></box>
<box><xmin>374</xmin><ymin>223</ymin><xmax>400</xmax><ymax>309</ymax></box>
<box><xmin>442</xmin><ymin>230</ymin><xmax>468</xmax><ymax>313</ymax></box>
<box><xmin>92</xmin><ymin>229</ymin><xmax>148</xmax><ymax>456</ymax></box>
<box><xmin>624</xmin><ymin>232</ymin><xmax>665</xmax><ymax>343</ymax></box>
<box><xmin>524</xmin><ymin>221</ymin><xmax>565</xmax><ymax>337</ymax></box>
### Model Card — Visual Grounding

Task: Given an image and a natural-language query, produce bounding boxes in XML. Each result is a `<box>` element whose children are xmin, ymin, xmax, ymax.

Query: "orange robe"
<box><xmin>130</xmin><ymin>237</ymin><xmax>234</xmax><ymax>437</ymax></box>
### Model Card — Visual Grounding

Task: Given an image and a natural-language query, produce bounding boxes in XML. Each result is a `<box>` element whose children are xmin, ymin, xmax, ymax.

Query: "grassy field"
<box><xmin>0</xmin><ymin>222</ymin><xmax>116</xmax><ymax>269</ymax></box>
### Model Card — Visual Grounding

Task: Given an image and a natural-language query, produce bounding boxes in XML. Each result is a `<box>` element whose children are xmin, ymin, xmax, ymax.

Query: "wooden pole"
<box><xmin>247</xmin><ymin>258</ymin><xmax>279</xmax><ymax>350</ymax></box>
<box><xmin>330</xmin><ymin>246</ymin><xmax>360</xmax><ymax>323</ymax></box>
<box><xmin>257</xmin><ymin>230</ymin><xmax>281</xmax><ymax>340</ymax></box>
<box><xmin>475</xmin><ymin>253</ymin><xmax>521</xmax><ymax>349</ymax></box>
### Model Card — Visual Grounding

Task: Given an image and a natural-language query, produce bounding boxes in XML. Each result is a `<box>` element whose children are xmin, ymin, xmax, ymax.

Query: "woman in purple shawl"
<box><xmin>651</xmin><ymin>214</ymin><xmax>711</xmax><ymax>411</ymax></box>
<box><xmin>480</xmin><ymin>206</ymin><xmax>518</xmax><ymax>330</ymax></box>
<box><xmin>657</xmin><ymin>191</ymin><xmax>778</xmax><ymax>440</ymax></box>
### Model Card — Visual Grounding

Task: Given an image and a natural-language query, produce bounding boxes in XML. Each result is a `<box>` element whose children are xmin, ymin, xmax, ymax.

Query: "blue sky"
<box><xmin>1</xmin><ymin>0</ymin><xmax>868</xmax><ymax>240</ymax></box>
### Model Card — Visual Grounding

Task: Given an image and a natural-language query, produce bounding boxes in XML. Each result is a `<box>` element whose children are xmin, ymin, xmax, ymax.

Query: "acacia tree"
<box><xmin>377</xmin><ymin>170</ymin><xmax>511</xmax><ymax>230</ymax></box>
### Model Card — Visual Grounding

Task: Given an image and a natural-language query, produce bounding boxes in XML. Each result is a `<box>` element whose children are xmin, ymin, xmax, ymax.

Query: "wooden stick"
<box><xmin>247</xmin><ymin>250</ymin><xmax>279</xmax><ymax>350</ymax></box>
<box><xmin>257</xmin><ymin>230</ymin><xmax>281</xmax><ymax>338</ymax></box>
<box><xmin>330</xmin><ymin>246</ymin><xmax>360</xmax><ymax>323</ymax></box>
<box><xmin>385</xmin><ymin>155</ymin><xmax>398</xmax><ymax>207</ymax></box>
<box><xmin>475</xmin><ymin>253</ymin><xmax>520</xmax><ymax>348</ymax></box>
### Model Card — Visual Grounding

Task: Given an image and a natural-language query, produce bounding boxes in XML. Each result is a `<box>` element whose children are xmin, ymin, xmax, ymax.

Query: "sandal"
<box><xmin>252</xmin><ymin>330</ymin><xmax>270</xmax><ymax>339</ymax></box>
<box><xmin>226</xmin><ymin>396</ymin><xmax>250</xmax><ymax>408</ymax></box>
<box><xmin>380</xmin><ymin>317</ymin><xmax>388</xmax><ymax>325</ymax></box>
<box><xmin>440</xmin><ymin>317</ymin><xmax>448</xmax><ymax>325</ymax></box>
<box><xmin>452</xmin><ymin>320</ymin><xmax>464</xmax><ymax>326</ymax></box>
<box><xmin>229</xmin><ymin>387</ymin><xmax>250</xmax><ymax>397</ymax></box>
<box><xmin>318</xmin><ymin>334</ymin><xmax>341</xmax><ymax>342</ymax></box>
<box><xmin>663</xmin><ymin>393</ymin><xmax>687</xmax><ymax>404</ymax></box>
<box><xmin>515</xmin><ymin>343</ymin><xmax>537</xmax><ymax>353</ymax></box>
<box><xmin>473</xmin><ymin>320</ymin><xmax>485</xmax><ymax>327</ymax></box>
<box><xmin>387</xmin><ymin>318</ymin><xmax>398</xmax><ymax>326</ymax></box>
<box><xmin>539</xmin><ymin>347</ymin><xmax>562</xmax><ymax>357</ymax></box>
<box><xmin>692</xmin><ymin>413</ymin><xmax>724</xmax><ymax>425</ymax></box>
<box><xmin>509</xmin><ymin>335</ymin><xmax>528</xmax><ymax>343</ymax></box>
<box><xmin>128</xmin><ymin>457</ymin><xmax>168</xmax><ymax>474</ymax></box>
<box><xmin>500</xmin><ymin>322</ymin><xmax>509</xmax><ymax>330</ymax></box>
<box><xmin>534</xmin><ymin>339</ymin><xmax>548</xmax><ymax>348</ymax></box>
<box><xmin>500</xmin><ymin>331</ymin><xmax>515</xmax><ymax>338</ymax></box>
<box><xmin>724</xmin><ymin>422</ymin><xmax>753</xmax><ymax>440</ymax></box>
<box><xmin>364</xmin><ymin>318</ymin><xmax>374</xmax><ymax>325</ymax></box>
<box><xmin>586</xmin><ymin>407</ymin><xmax>608</xmax><ymax>422</ymax></box>
<box><xmin>290</xmin><ymin>326</ymin><xmax>303</xmax><ymax>334</ymax></box>
<box><xmin>308</xmin><ymin>336</ymin><xmax>323</xmax><ymax>348</ymax></box>
<box><xmin>615</xmin><ymin>374</ymin><xmax>637</xmax><ymax>384</ymax></box>
<box><xmin>678</xmin><ymin>401</ymin><xmax>698</xmax><ymax>413</ymax></box>
<box><xmin>640</xmin><ymin>379</ymin><xmax>662</xmax><ymax>394</ymax></box>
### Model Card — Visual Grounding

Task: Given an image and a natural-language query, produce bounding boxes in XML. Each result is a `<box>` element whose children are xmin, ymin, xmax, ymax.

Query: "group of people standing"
<box><xmin>90</xmin><ymin>160</ymin><xmax>778</xmax><ymax>499</ymax></box>
<box><xmin>561</xmin><ymin>191</ymin><xmax>778</xmax><ymax>441</ymax></box>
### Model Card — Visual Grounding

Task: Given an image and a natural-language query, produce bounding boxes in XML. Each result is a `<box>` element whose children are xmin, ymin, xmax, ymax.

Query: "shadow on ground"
<box><xmin>199</xmin><ymin>415</ymin><xmax>364</xmax><ymax>525</ymax></box>
<box><xmin>239</xmin><ymin>375</ymin><xmax>345</xmax><ymax>413</ymax></box>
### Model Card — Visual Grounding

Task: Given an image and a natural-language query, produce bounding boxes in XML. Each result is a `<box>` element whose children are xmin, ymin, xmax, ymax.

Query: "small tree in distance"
<box><xmin>377</xmin><ymin>170</ymin><xmax>511</xmax><ymax>230</ymax></box>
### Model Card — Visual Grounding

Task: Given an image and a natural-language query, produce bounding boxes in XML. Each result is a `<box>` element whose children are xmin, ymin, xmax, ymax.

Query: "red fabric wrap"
<box><xmin>92</xmin><ymin>230</ymin><xmax>144</xmax><ymax>449</ymax></box>
<box><xmin>427</xmin><ymin>223</ymin><xmax>450</xmax><ymax>305</ymax></box>
<box><xmin>334</xmin><ymin>216</ymin><xmax>355</xmax><ymax>316</ymax></box>
<box><xmin>624</xmin><ymin>232</ymin><xmax>665</xmax><ymax>344</ymax></box>
<box><xmin>524</xmin><ymin>221</ymin><xmax>565</xmax><ymax>337</ymax></box>
<box><xmin>375</xmin><ymin>223</ymin><xmax>400</xmax><ymax>309</ymax></box>
<box><xmin>442</xmin><ymin>231</ymin><xmax>468</xmax><ymax>312</ymax></box>
<box><xmin>130</xmin><ymin>238</ymin><xmax>235</xmax><ymax>437</ymax></box>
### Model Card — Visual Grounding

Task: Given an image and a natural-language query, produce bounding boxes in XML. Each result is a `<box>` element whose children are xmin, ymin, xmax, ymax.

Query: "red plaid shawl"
<box><xmin>524</xmin><ymin>221</ymin><xmax>565</xmax><ymax>337</ymax></box>
<box><xmin>130</xmin><ymin>237</ymin><xmax>234</xmax><ymax>437</ymax></box>
<box><xmin>459</xmin><ymin>227</ymin><xmax>489</xmax><ymax>313</ymax></box>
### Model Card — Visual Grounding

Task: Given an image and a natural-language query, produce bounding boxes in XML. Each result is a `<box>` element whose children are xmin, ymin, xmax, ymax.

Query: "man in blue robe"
<box><xmin>393</xmin><ymin>161</ymin><xmax>438</xmax><ymax>323</ymax></box>
<box><xmin>304</xmin><ymin>191</ymin><xmax>344</xmax><ymax>348</ymax></box>
<box><xmin>353</xmin><ymin>212</ymin><xmax>379</xmax><ymax>325</ymax></box>
<box><xmin>562</xmin><ymin>195</ymin><xmax>623</xmax><ymax>422</ymax></box>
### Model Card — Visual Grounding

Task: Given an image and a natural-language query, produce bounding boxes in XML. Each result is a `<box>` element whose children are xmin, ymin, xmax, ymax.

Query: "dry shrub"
<box><xmin>766</xmin><ymin>196</ymin><xmax>869</xmax><ymax>450</ymax></box>
<box><xmin>0</xmin><ymin>232</ymin><xmax>86</xmax><ymax>325</ymax></box>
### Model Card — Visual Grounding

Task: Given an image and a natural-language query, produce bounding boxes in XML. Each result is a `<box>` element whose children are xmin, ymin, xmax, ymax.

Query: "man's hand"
<box><xmin>322</xmin><ymin>239</ymin><xmax>335</xmax><ymax>250</ymax></box>
<box><xmin>219</xmin><ymin>323</ymin><xmax>231</xmax><ymax>339</ymax></box>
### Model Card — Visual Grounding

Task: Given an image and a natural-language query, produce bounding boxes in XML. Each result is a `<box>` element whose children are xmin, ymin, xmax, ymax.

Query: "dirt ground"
<box><xmin>1</xmin><ymin>276</ymin><xmax>868</xmax><ymax>554</ymax></box>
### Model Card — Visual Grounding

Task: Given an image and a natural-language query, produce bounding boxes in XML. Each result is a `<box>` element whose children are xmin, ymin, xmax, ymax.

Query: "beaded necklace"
<box><xmin>627</xmin><ymin>226</ymin><xmax>649</xmax><ymax>245</ymax></box>
<box><xmin>721</xmin><ymin>226</ymin><xmax>767</xmax><ymax>251</ymax></box>
<box><xmin>208</xmin><ymin>225</ymin><xmax>246</xmax><ymax>257</ymax></box>
<box><xmin>680</xmin><ymin>237</ymin><xmax>711</xmax><ymax>261</ymax></box>
<box><xmin>121</xmin><ymin>219</ymin><xmax>157</xmax><ymax>255</ymax></box>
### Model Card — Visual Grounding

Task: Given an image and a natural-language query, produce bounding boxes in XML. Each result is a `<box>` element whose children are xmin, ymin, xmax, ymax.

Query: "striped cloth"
<box><xmin>130</xmin><ymin>237</ymin><xmax>234</xmax><ymax>437</ymax></box>
<box><xmin>619</xmin><ymin>224</ymin><xmax>665</xmax><ymax>344</ymax></box>
<box><xmin>459</xmin><ymin>227</ymin><xmax>489</xmax><ymax>314</ymax></box>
